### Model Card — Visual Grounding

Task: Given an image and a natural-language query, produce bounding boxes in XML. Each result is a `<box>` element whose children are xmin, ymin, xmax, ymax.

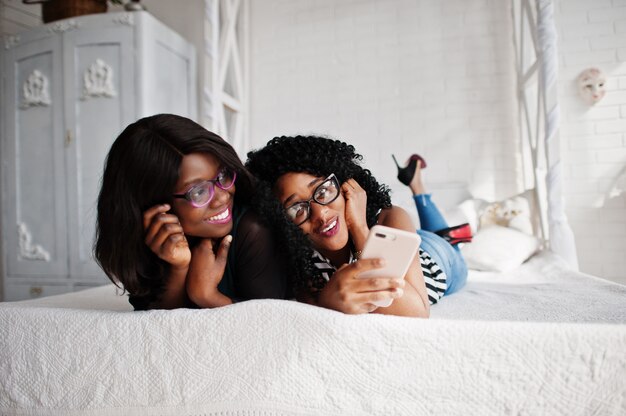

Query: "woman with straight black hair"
<box><xmin>95</xmin><ymin>114</ymin><xmax>289</xmax><ymax>310</ymax></box>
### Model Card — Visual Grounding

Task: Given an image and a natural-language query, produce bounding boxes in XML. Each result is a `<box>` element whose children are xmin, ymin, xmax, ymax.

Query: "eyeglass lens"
<box><xmin>286</xmin><ymin>175</ymin><xmax>339</xmax><ymax>225</ymax></box>
<box><xmin>188</xmin><ymin>169</ymin><xmax>236</xmax><ymax>207</ymax></box>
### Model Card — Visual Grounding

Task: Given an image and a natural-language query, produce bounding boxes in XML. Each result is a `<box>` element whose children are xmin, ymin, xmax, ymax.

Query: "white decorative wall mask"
<box><xmin>82</xmin><ymin>59</ymin><xmax>117</xmax><ymax>100</ymax></box>
<box><xmin>21</xmin><ymin>70</ymin><xmax>52</xmax><ymax>108</ymax></box>
<box><xmin>577</xmin><ymin>67</ymin><xmax>606</xmax><ymax>105</ymax></box>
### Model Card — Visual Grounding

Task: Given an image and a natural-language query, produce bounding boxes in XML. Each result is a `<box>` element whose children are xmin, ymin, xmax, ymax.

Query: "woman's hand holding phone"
<box><xmin>357</xmin><ymin>225</ymin><xmax>422</xmax><ymax>308</ymax></box>
<box><xmin>317</xmin><ymin>258</ymin><xmax>405</xmax><ymax>314</ymax></box>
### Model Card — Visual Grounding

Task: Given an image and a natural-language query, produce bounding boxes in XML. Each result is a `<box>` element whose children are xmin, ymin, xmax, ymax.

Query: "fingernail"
<box><xmin>163</xmin><ymin>204</ymin><xmax>170</xmax><ymax>210</ymax></box>
<box><xmin>224</xmin><ymin>235</ymin><xmax>233</xmax><ymax>244</ymax></box>
<box><xmin>396</xmin><ymin>279</ymin><xmax>405</xmax><ymax>287</ymax></box>
<box><xmin>392</xmin><ymin>288</ymin><xmax>404</xmax><ymax>298</ymax></box>
<box><xmin>377</xmin><ymin>259</ymin><xmax>386</xmax><ymax>267</ymax></box>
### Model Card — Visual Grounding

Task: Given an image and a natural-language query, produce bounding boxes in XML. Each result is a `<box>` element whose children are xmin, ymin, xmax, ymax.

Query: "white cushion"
<box><xmin>461</xmin><ymin>225</ymin><xmax>540</xmax><ymax>272</ymax></box>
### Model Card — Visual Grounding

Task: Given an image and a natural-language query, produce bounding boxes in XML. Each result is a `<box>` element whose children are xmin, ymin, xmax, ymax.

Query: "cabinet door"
<box><xmin>63</xmin><ymin>27</ymin><xmax>135</xmax><ymax>279</ymax></box>
<box><xmin>3</xmin><ymin>35</ymin><xmax>68</xmax><ymax>277</ymax></box>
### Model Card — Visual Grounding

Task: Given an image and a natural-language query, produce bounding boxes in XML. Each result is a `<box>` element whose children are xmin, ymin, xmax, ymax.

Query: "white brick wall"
<box><xmin>248</xmin><ymin>0</ymin><xmax>520</xmax><ymax>214</ymax></box>
<box><xmin>555</xmin><ymin>0</ymin><xmax>626</xmax><ymax>284</ymax></box>
<box><xmin>249</xmin><ymin>0</ymin><xmax>625</xmax><ymax>284</ymax></box>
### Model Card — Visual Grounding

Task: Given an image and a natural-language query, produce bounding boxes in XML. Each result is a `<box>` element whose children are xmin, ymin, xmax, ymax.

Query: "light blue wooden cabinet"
<box><xmin>1</xmin><ymin>12</ymin><xmax>196</xmax><ymax>301</ymax></box>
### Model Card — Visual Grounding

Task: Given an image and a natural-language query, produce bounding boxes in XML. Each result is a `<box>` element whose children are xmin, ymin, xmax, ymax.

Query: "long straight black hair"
<box><xmin>94</xmin><ymin>114</ymin><xmax>253</xmax><ymax>301</ymax></box>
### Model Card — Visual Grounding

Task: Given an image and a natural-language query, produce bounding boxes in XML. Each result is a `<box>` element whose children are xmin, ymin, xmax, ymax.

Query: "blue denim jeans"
<box><xmin>413</xmin><ymin>194</ymin><xmax>467</xmax><ymax>295</ymax></box>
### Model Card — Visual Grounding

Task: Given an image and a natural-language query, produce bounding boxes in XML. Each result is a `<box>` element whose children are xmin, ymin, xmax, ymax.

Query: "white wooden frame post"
<box><xmin>513</xmin><ymin>0</ymin><xmax>545</xmax><ymax>241</ymax></box>
<box><xmin>513</xmin><ymin>0</ymin><xmax>579</xmax><ymax>269</ymax></box>
<box><xmin>203</xmin><ymin>0</ymin><xmax>249</xmax><ymax>155</ymax></box>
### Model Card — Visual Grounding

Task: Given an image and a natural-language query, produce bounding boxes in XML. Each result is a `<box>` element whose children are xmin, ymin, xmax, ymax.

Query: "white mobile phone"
<box><xmin>357</xmin><ymin>225</ymin><xmax>421</xmax><ymax>307</ymax></box>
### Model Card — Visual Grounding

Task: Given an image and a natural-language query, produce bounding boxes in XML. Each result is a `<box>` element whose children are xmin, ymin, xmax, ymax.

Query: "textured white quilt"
<box><xmin>1</xmin><ymin>252</ymin><xmax>625</xmax><ymax>416</ymax></box>
<box><xmin>432</xmin><ymin>251</ymin><xmax>626</xmax><ymax>323</ymax></box>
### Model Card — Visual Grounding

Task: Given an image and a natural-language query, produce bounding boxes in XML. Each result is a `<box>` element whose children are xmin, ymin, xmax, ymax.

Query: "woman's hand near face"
<box><xmin>186</xmin><ymin>236</ymin><xmax>233</xmax><ymax>308</ymax></box>
<box><xmin>341</xmin><ymin>179</ymin><xmax>370</xmax><ymax>251</ymax></box>
<box><xmin>314</xmin><ymin>258</ymin><xmax>405</xmax><ymax>314</ymax></box>
<box><xmin>143</xmin><ymin>204</ymin><xmax>191</xmax><ymax>309</ymax></box>
<box><xmin>144</xmin><ymin>204</ymin><xmax>191</xmax><ymax>268</ymax></box>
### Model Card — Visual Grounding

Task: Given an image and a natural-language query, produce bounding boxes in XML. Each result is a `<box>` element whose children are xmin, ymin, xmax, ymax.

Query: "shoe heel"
<box><xmin>391</xmin><ymin>154</ymin><xmax>417</xmax><ymax>186</ymax></box>
<box><xmin>392</xmin><ymin>154</ymin><xmax>401</xmax><ymax>169</ymax></box>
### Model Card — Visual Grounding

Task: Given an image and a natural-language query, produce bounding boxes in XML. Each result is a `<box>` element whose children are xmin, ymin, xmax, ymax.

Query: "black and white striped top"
<box><xmin>418</xmin><ymin>249</ymin><xmax>448</xmax><ymax>305</ymax></box>
<box><xmin>310</xmin><ymin>247</ymin><xmax>447</xmax><ymax>305</ymax></box>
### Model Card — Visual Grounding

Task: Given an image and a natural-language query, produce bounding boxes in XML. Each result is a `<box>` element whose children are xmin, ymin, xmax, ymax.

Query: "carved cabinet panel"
<box><xmin>63</xmin><ymin>28</ymin><xmax>135</xmax><ymax>278</ymax></box>
<box><xmin>4</xmin><ymin>35</ymin><xmax>67</xmax><ymax>278</ymax></box>
<box><xmin>2</xmin><ymin>12</ymin><xmax>196</xmax><ymax>301</ymax></box>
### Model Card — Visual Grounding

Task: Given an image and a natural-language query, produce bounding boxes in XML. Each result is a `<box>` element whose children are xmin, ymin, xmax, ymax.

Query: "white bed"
<box><xmin>1</xmin><ymin>251</ymin><xmax>625</xmax><ymax>416</ymax></box>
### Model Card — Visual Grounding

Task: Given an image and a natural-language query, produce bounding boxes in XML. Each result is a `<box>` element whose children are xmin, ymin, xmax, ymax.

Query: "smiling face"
<box><xmin>275</xmin><ymin>172</ymin><xmax>351</xmax><ymax>262</ymax></box>
<box><xmin>171</xmin><ymin>152</ymin><xmax>235</xmax><ymax>239</ymax></box>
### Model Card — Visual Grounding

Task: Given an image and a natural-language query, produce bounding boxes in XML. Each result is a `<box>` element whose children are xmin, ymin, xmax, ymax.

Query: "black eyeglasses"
<box><xmin>172</xmin><ymin>168</ymin><xmax>237</xmax><ymax>208</ymax></box>
<box><xmin>284</xmin><ymin>174</ymin><xmax>340</xmax><ymax>226</ymax></box>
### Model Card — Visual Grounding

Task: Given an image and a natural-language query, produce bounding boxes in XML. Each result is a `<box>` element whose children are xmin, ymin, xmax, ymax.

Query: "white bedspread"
<box><xmin>1</xmin><ymin>252</ymin><xmax>625</xmax><ymax>416</ymax></box>
<box><xmin>432</xmin><ymin>251</ymin><xmax>626</xmax><ymax>323</ymax></box>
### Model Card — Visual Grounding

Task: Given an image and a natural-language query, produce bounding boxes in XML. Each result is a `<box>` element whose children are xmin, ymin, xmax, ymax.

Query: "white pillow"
<box><xmin>461</xmin><ymin>225</ymin><xmax>540</xmax><ymax>272</ymax></box>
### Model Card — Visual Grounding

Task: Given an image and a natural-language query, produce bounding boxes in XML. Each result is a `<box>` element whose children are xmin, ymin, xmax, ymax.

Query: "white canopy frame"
<box><xmin>513</xmin><ymin>0</ymin><xmax>579</xmax><ymax>269</ymax></box>
<box><xmin>203</xmin><ymin>0</ymin><xmax>249</xmax><ymax>155</ymax></box>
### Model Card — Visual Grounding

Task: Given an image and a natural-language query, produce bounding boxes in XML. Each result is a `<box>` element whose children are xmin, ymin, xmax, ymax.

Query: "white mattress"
<box><xmin>432</xmin><ymin>251</ymin><xmax>626</xmax><ymax>323</ymax></box>
<box><xmin>1</xmin><ymin>251</ymin><xmax>625</xmax><ymax>416</ymax></box>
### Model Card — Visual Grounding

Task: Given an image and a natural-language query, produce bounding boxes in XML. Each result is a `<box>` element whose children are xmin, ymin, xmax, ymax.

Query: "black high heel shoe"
<box><xmin>392</xmin><ymin>154</ymin><xmax>427</xmax><ymax>186</ymax></box>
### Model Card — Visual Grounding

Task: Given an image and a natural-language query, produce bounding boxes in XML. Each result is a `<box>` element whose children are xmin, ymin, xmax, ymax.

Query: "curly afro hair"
<box><xmin>246</xmin><ymin>135</ymin><xmax>392</xmax><ymax>297</ymax></box>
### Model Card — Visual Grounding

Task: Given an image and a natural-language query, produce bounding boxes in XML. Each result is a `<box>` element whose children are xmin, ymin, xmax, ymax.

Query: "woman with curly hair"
<box><xmin>95</xmin><ymin>114</ymin><xmax>289</xmax><ymax>310</ymax></box>
<box><xmin>246</xmin><ymin>136</ymin><xmax>468</xmax><ymax>317</ymax></box>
